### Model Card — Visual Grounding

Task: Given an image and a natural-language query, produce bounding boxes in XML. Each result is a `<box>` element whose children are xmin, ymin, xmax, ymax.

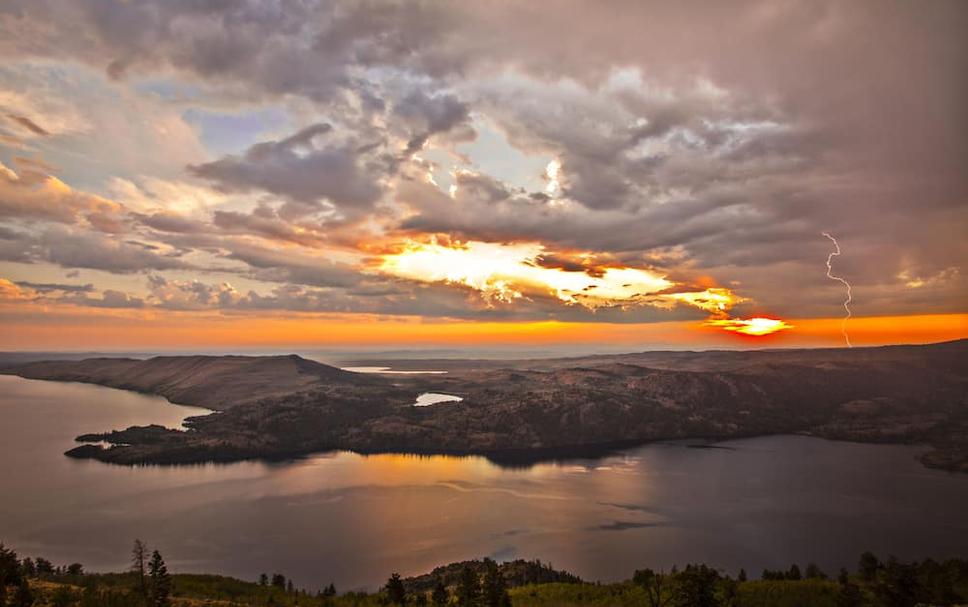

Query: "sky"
<box><xmin>0</xmin><ymin>0</ymin><xmax>965</xmax><ymax>351</ymax></box>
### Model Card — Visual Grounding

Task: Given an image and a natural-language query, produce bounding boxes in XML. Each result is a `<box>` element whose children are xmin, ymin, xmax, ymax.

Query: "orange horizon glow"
<box><xmin>0</xmin><ymin>303</ymin><xmax>963</xmax><ymax>351</ymax></box>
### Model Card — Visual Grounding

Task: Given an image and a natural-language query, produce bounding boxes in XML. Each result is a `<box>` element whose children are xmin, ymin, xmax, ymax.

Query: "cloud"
<box><xmin>6</xmin><ymin>114</ymin><xmax>49</xmax><ymax>136</ymax></box>
<box><xmin>189</xmin><ymin>123</ymin><xmax>389</xmax><ymax>213</ymax></box>
<box><xmin>0</xmin><ymin>0</ymin><xmax>964</xmax><ymax>327</ymax></box>
<box><xmin>34</xmin><ymin>227</ymin><xmax>190</xmax><ymax>273</ymax></box>
<box><xmin>0</xmin><ymin>160</ymin><xmax>123</xmax><ymax>227</ymax></box>
<box><xmin>15</xmin><ymin>280</ymin><xmax>94</xmax><ymax>294</ymax></box>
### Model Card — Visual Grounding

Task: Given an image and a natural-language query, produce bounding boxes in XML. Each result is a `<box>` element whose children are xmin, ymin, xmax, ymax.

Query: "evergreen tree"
<box><xmin>147</xmin><ymin>550</ymin><xmax>172</xmax><ymax>607</ymax></box>
<box><xmin>875</xmin><ymin>557</ymin><xmax>919</xmax><ymax>607</ymax></box>
<box><xmin>858</xmin><ymin>551</ymin><xmax>880</xmax><ymax>581</ymax></box>
<box><xmin>431</xmin><ymin>581</ymin><xmax>449</xmax><ymax>607</ymax></box>
<box><xmin>456</xmin><ymin>565</ymin><xmax>480</xmax><ymax>606</ymax></box>
<box><xmin>323</xmin><ymin>583</ymin><xmax>337</xmax><ymax>597</ymax></box>
<box><xmin>259</xmin><ymin>573</ymin><xmax>268</xmax><ymax>586</ymax></box>
<box><xmin>632</xmin><ymin>568</ymin><xmax>666</xmax><ymax>607</ymax></box>
<box><xmin>787</xmin><ymin>564</ymin><xmax>801</xmax><ymax>581</ymax></box>
<box><xmin>35</xmin><ymin>558</ymin><xmax>53</xmax><ymax>576</ymax></box>
<box><xmin>671</xmin><ymin>564</ymin><xmax>719</xmax><ymax>607</ymax></box>
<box><xmin>385</xmin><ymin>573</ymin><xmax>407</xmax><ymax>605</ymax></box>
<box><xmin>837</xmin><ymin>568</ymin><xmax>850</xmax><ymax>585</ymax></box>
<box><xmin>19</xmin><ymin>559</ymin><xmax>35</xmax><ymax>578</ymax></box>
<box><xmin>0</xmin><ymin>544</ymin><xmax>22</xmax><ymax>607</ymax></box>
<box><xmin>720</xmin><ymin>577</ymin><xmax>739</xmax><ymax>607</ymax></box>
<box><xmin>737</xmin><ymin>569</ymin><xmax>746</xmax><ymax>583</ymax></box>
<box><xmin>271</xmin><ymin>574</ymin><xmax>286</xmax><ymax>588</ymax></box>
<box><xmin>805</xmin><ymin>563</ymin><xmax>824</xmax><ymax>579</ymax></box>
<box><xmin>131</xmin><ymin>540</ymin><xmax>150</xmax><ymax>605</ymax></box>
<box><xmin>67</xmin><ymin>562</ymin><xmax>84</xmax><ymax>576</ymax></box>
<box><xmin>481</xmin><ymin>560</ymin><xmax>510</xmax><ymax>607</ymax></box>
<box><xmin>11</xmin><ymin>577</ymin><xmax>33</xmax><ymax>607</ymax></box>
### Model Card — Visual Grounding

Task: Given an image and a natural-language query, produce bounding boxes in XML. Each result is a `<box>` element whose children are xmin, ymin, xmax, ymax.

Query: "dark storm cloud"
<box><xmin>6</xmin><ymin>114</ymin><xmax>49</xmax><ymax>136</ymax></box>
<box><xmin>189</xmin><ymin>123</ymin><xmax>388</xmax><ymax>211</ymax></box>
<box><xmin>15</xmin><ymin>280</ymin><xmax>95</xmax><ymax>294</ymax></box>
<box><xmin>0</xmin><ymin>227</ymin><xmax>191</xmax><ymax>274</ymax></box>
<box><xmin>393</xmin><ymin>90</ymin><xmax>470</xmax><ymax>153</ymax></box>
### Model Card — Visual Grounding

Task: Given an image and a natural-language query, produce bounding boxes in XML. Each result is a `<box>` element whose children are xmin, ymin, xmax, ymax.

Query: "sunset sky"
<box><xmin>1</xmin><ymin>1</ymin><xmax>965</xmax><ymax>351</ymax></box>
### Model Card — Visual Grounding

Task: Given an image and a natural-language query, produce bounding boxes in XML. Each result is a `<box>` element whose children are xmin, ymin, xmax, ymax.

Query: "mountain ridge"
<box><xmin>1</xmin><ymin>340</ymin><xmax>965</xmax><ymax>470</ymax></box>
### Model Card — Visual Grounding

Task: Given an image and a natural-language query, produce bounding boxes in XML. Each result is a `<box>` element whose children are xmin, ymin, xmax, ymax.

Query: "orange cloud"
<box><xmin>377</xmin><ymin>238</ymin><xmax>742</xmax><ymax>313</ymax></box>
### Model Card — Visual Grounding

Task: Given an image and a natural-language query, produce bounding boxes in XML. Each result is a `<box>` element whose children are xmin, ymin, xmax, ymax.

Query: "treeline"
<box><xmin>2</xmin><ymin>540</ymin><xmax>967</xmax><ymax>607</ymax></box>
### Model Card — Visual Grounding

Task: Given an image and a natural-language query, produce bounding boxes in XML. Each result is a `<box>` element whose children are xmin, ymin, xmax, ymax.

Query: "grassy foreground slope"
<box><xmin>3</xmin><ymin>542</ymin><xmax>967</xmax><ymax>607</ymax></box>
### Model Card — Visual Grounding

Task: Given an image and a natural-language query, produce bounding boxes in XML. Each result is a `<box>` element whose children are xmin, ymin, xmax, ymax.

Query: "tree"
<box><xmin>323</xmin><ymin>583</ymin><xmax>337</xmax><ymax>597</ymax></box>
<box><xmin>147</xmin><ymin>550</ymin><xmax>172</xmax><ymax>607</ymax></box>
<box><xmin>131</xmin><ymin>539</ymin><xmax>150</xmax><ymax>605</ymax></box>
<box><xmin>19</xmin><ymin>559</ymin><xmax>35</xmax><ymax>578</ymax></box>
<box><xmin>0</xmin><ymin>544</ymin><xmax>23</xmax><ymax>607</ymax></box>
<box><xmin>385</xmin><ymin>573</ymin><xmax>407</xmax><ymax>606</ymax></box>
<box><xmin>858</xmin><ymin>551</ymin><xmax>880</xmax><ymax>581</ymax></box>
<box><xmin>633</xmin><ymin>568</ymin><xmax>666</xmax><ymax>607</ymax></box>
<box><xmin>35</xmin><ymin>558</ymin><xmax>53</xmax><ymax>576</ymax></box>
<box><xmin>720</xmin><ymin>577</ymin><xmax>739</xmax><ymax>607</ymax></box>
<box><xmin>271</xmin><ymin>574</ymin><xmax>286</xmax><ymax>589</ymax></box>
<box><xmin>481</xmin><ymin>560</ymin><xmax>510</xmax><ymax>607</ymax></box>
<box><xmin>67</xmin><ymin>562</ymin><xmax>84</xmax><ymax>576</ymax></box>
<box><xmin>837</xmin><ymin>568</ymin><xmax>850</xmax><ymax>585</ymax></box>
<box><xmin>11</xmin><ymin>578</ymin><xmax>33</xmax><ymax>607</ymax></box>
<box><xmin>456</xmin><ymin>565</ymin><xmax>480</xmax><ymax>606</ymax></box>
<box><xmin>259</xmin><ymin>573</ymin><xmax>268</xmax><ymax>586</ymax></box>
<box><xmin>805</xmin><ymin>563</ymin><xmax>824</xmax><ymax>579</ymax></box>
<box><xmin>671</xmin><ymin>564</ymin><xmax>719</xmax><ymax>607</ymax></box>
<box><xmin>787</xmin><ymin>564</ymin><xmax>802</xmax><ymax>581</ymax></box>
<box><xmin>431</xmin><ymin>581</ymin><xmax>449</xmax><ymax>606</ymax></box>
<box><xmin>737</xmin><ymin>569</ymin><xmax>746</xmax><ymax>583</ymax></box>
<box><xmin>875</xmin><ymin>557</ymin><xmax>919</xmax><ymax>607</ymax></box>
<box><xmin>837</xmin><ymin>578</ymin><xmax>863</xmax><ymax>607</ymax></box>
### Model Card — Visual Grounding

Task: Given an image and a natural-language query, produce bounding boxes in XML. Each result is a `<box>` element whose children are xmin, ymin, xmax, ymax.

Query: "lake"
<box><xmin>1</xmin><ymin>374</ymin><xmax>965</xmax><ymax>591</ymax></box>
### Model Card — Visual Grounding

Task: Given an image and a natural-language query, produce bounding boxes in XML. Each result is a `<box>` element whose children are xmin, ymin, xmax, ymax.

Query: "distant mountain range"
<box><xmin>2</xmin><ymin>340</ymin><xmax>965</xmax><ymax>471</ymax></box>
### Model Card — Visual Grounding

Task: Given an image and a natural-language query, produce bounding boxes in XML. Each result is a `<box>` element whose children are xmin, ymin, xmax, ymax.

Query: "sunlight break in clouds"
<box><xmin>705</xmin><ymin>317</ymin><xmax>793</xmax><ymax>337</ymax></box>
<box><xmin>378</xmin><ymin>239</ymin><xmax>743</xmax><ymax>315</ymax></box>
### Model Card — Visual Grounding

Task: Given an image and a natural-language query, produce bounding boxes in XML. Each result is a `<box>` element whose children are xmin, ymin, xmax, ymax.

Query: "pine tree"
<box><xmin>456</xmin><ymin>565</ymin><xmax>480</xmax><ymax>606</ymax></box>
<box><xmin>481</xmin><ymin>560</ymin><xmax>510</xmax><ymax>607</ymax></box>
<box><xmin>147</xmin><ymin>550</ymin><xmax>172</xmax><ymax>607</ymax></box>
<box><xmin>633</xmin><ymin>568</ymin><xmax>666</xmax><ymax>607</ymax></box>
<box><xmin>12</xmin><ymin>577</ymin><xmax>33</xmax><ymax>607</ymax></box>
<box><xmin>858</xmin><ymin>552</ymin><xmax>880</xmax><ymax>581</ymax></box>
<box><xmin>131</xmin><ymin>539</ymin><xmax>150</xmax><ymax>605</ymax></box>
<box><xmin>385</xmin><ymin>573</ymin><xmax>407</xmax><ymax>605</ymax></box>
<box><xmin>0</xmin><ymin>545</ymin><xmax>25</xmax><ymax>607</ymax></box>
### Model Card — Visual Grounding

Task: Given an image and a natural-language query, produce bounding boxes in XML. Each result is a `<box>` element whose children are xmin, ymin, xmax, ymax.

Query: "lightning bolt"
<box><xmin>822</xmin><ymin>231</ymin><xmax>852</xmax><ymax>347</ymax></box>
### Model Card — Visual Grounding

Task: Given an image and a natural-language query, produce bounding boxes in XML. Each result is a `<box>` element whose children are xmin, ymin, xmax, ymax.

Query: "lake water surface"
<box><xmin>1</xmin><ymin>375</ymin><xmax>966</xmax><ymax>590</ymax></box>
